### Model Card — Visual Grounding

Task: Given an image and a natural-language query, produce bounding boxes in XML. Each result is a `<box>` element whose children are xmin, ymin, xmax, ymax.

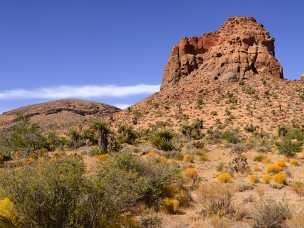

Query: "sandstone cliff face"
<box><xmin>161</xmin><ymin>16</ymin><xmax>283</xmax><ymax>89</ymax></box>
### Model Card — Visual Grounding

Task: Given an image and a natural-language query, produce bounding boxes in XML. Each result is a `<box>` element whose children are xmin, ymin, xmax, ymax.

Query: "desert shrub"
<box><xmin>45</xmin><ymin>131</ymin><xmax>67</xmax><ymax>151</ymax></box>
<box><xmin>254</xmin><ymin>154</ymin><xmax>266</xmax><ymax>162</ymax></box>
<box><xmin>275</xmin><ymin>160</ymin><xmax>287</xmax><ymax>168</ymax></box>
<box><xmin>290</xmin><ymin>159</ymin><xmax>299</xmax><ymax>166</ymax></box>
<box><xmin>0</xmin><ymin>115</ymin><xmax>48</xmax><ymax>158</ymax></box>
<box><xmin>222</xmin><ymin>129</ymin><xmax>241</xmax><ymax>144</ymax></box>
<box><xmin>261</xmin><ymin>174</ymin><xmax>272</xmax><ymax>184</ymax></box>
<box><xmin>291</xmin><ymin>181</ymin><xmax>304</xmax><ymax>197</ymax></box>
<box><xmin>248</xmin><ymin>175</ymin><xmax>259</xmax><ymax>184</ymax></box>
<box><xmin>0</xmin><ymin>154</ymin><xmax>150</xmax><ymax>228</ymax></box>
<box><xmin>0</xmin><ymin>156</ymin><xmax>86</xmax><ymax>227</ymax></box>
<box><xmin>181</xmin><ymin>119</ymin><xmax>204</xmax><ymax>140</ymax></box>
<box><xmin>99</xmin><ymin>152</ymin><xmax>182</xmax><ymax>208</ymax></box>
<box><xmin>138</xmin><ymin>213</ymin><xmax>162</xmax><ymax>228</ymax></box>
<box><xmin>216</xmin><ymin>172</ymin><xmax>233</xmax><ymax>183</ymax></box>
<box><xmin>229</xmin><ymin>142</ymin><xmax>249</xmax><ymax>154</ymax></box>
<box><xmin>117</xmin><ymin>125</ymin><xmax>138</xmax><ymax>145</ymax></box>
<box><xmin>252</xmin><ymin>199</ymin><xmax>291</xmax><ymax>228</ymax></box>
<box><xmin>276</xmin><ymin>139</ymin><xmax>302</xmax><ymax>157</ymax></box>
<box><xmin>200</xmin><ymin>183</ymin><xmax>236</xmax><ymax>218</ymax></box>
<box><xmin>0</xmin><ymin>197</ymin><xmax>16</xmax><ymax>227</ymax></box>
<box><xmin>206</xmin><ymin>128</ymin><xmax>222</xmax><ymax>143</ymax></box>
<box><xmin>68</xmin><ymin>128</ymin><xmax>85</xmax><ymax>148</ymax></box>
<box><xmin>160</xmin><ymin>198</ymin><xmax>179</xmax><ymax>214</ymax></box>
<box><xmin>284</xmin><ymin>127</ymin><xmax>304</xmax><ymax>141</ymax></box>
<box><xmin>273</xmin><ymin>172</ymin><xmax>287</xmax><ymax>185</ymax></box>
<box><xmin>75</xmin><ymin>159</ymin><xmax>147</xmax><ymax>227</ymax></box>
<box><xmin>150</xmin><ymin>129</ymin><xmax>174</xmax><ymax>151</ymax></box>
<box><xmin>81</xmin><ymin>128</ymin><xmax>97</xmax><ymax>145</ymax></box>
<box><xmin>89</xmin><ymin>146</ymin><xmax>105</xmax><ymax>156</ymax></box>
<box><xmin>266</xmin><ymin>163</ymin><xmax>282</xmax><ymax>174</ymax></box>
<box><xmin>228</xmin><ymin>155</ymin><xmax>249</xmax><ymax>173</ymax></box>
<box><xmin>244</xmin><ymin>124</ymin><xmax>257</xmax><ymax>133</ymax></box>
<box><xmin>276</xmin><ymin>127</ymin><xmax>304</xmax><ymax>157</ymax></box>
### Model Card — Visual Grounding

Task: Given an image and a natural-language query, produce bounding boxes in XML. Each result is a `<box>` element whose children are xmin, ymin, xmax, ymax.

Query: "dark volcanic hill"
<box><xmin>114</xmin><ymin>16</ymin><xmax>304</xmax><ymax>133</ymax></box>
<box><xmin>0</xmin><ymin>99</ymin><xmax>120</xmax><ymax>132</ymax></box>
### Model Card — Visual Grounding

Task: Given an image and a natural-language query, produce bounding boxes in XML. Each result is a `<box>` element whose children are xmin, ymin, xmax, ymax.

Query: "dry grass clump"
<box><xmin>200</xmin><ymin>183</ymin><xmax>239</xmax><ymax>219</ymax></box>
<box><xmin>216</xmin><ymin>172</ymin><xmax>233</xmax><ymax>183</ymax></box>
<box><xmin>290</xmin><ymin>181</ymin><xmax>304</xmax><ymax>197</ymax></box>
<box><xmin>182</xmin><ymin>154</ymin><xmax>194</xmax><ymax>162</ymax></box>
<box><xmin>252</xmin><ymin>199</ymin><xmax>291</xmax><ymax>228</ymax></box>
<box><xmin>208</xmin><ymin>215</ymin><xmax>232</xmax><ymax>228</ymax></box>
<box><xmin>286</xmin><ymin>212</ymin><xmax>304</xmax><ymax>228</ymax></box>
<box><xmin>253</xmin><ymin>154</ymin><xmax>267</xmax><ymax>162</ymax></box>
<box><xmin>289</xmin><ymin>159</ymin><xmax>299</xmax><ymax>166</ymax></box>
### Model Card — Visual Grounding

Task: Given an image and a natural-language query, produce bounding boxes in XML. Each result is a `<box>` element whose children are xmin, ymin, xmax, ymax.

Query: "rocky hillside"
<box><xmin>114</xmin><ymin>16</ymin><xmax>304</xmax><ymax>133</ymax></box>
<box><xmin>0</xmin><ymin>99</ymin><xmax>120</xmax><ymax>132</ymax></box>
<box><xmin>1</xmin><ymin>17</ymin><xmax>303</xmax><ymax>134</ymax></box>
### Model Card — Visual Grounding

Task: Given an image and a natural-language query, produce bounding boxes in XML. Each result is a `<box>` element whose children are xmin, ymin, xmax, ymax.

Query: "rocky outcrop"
<box><xmin>161</xmin><ymin>16</ymin><xmax>283</xmax><ymax>89</ymax></box>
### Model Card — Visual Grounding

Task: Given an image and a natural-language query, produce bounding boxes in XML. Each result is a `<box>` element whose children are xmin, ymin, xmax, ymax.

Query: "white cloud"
<box><xmin>0</xmin><ymin>84</ymin><xmax>160</xmax><ymax>100</ymax></box>
<box><xmin>114</xmin><ymin>104</ymin><xmax>131</xmax><ymax>109</ymax></box>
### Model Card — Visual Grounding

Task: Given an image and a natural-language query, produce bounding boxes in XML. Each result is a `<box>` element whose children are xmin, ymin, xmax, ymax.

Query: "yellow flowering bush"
<box><xmin>96</xmin><ymin>154</ymin><xmax>109</xmax><ymax>161</ymax></box>
<box><xmin>160</xmin><ymin>198</ymin><xmax>180</xmax><ymax>214</ymax></box>
<box><xmin>273</xmin><ymin>172</ymin><xmax>287</xmax><ymax>185</ymax></box>
<box><xmin>266</xmin><ymin>163</ymin><xmax>282</xmax><ymax>174</ymax></box>
<box><xmin>183</xmin><ymin>167</ymin><xmax>199</xmax><ymax>180</ymax></box>
<box><xmin>274</xmin><ymin>160</ymin><xmax>287</xmax><ymax>168</ymax></box>
<box><xmin>290</xmin><ymin>159</ymin><xmax>299</xmax><ymax>166</ymax></box>
<box><xmin>216</xmin><ymin>172</ymin><xmax>233</xmax><ymax>183</ymax></box>
<box><xmin>248</xmin><ymin>175</ymin><xmax>259</xmax><ymax>184</ymax></box>
<box><xmin>261</xmin><ymin>174</ymin><xmax>272</xmax><ymax>184</ymax></box>
<box><xmin>0</xmin><ymin>197</ymin><xmax>15</xmax><ymax>225</ymax></box>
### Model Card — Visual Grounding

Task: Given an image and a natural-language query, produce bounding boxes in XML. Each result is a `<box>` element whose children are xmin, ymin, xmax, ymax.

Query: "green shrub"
<box><xmin>276</xmin><ymin>139</ymin><xmax>302</xmax><ymax>157</ymax></box>
<box><xmin>81</xmin><ymin>128</ymin><xmax>97</xmax><ymax>145</ymax></box>
<box><xmin>222</xmin><ymin>129</ymin><xmax>241</xmax><ymax>144</ymax></box>
<box><xmin>89</xmin><ymin>146</ymin><xmax>105</xmax><ymax>156</ymax></box>
<box><xmin>101</xmin><ymin>152</ymin><xmax>182</xmax><ymax>207</ymax></box>
<box><xmin>117</xmin><ymin>125</ymin><xmax>138</xmax><ymax>145</ymax></box>
<box><xmin>68</xmin><ymin>128</ymin><xmax>85</xmax><ymax>148</ymax></box>
<box><xmin>0</xmin><ymin>114</ymin><xmax>49</xmax><ymax>158</ymax></box>
<box><xmin>45</xmin><ymin>132</ymin><xmax>67</xmax><ymax>151</ymax></box>
<box><xmin>151</xmin><ymin>129</ymin><xmax>174</xmax><ymax>151</ymax></box>
<box><xmin>181</xmin><ymin>119</ymin><xmax>204</xmax><ymax>140</ymax></box>
<box><xmin>0</xmin><ymin>156</ymin><xmax>85</xmax><ymax>227</ymax></box>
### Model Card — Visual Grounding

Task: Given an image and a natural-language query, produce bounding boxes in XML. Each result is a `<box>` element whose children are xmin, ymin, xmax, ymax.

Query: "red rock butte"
<box><xmin>161</xmin><ymin>16</ymin><xmax>283</xmax><ymax>89</ymax></box>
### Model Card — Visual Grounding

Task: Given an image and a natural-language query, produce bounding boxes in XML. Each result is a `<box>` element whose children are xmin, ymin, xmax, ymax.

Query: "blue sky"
<box><xmin>0</xmin><ymin>0</ymin><xmax>303</xmax><ymax>113</ymax></box>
